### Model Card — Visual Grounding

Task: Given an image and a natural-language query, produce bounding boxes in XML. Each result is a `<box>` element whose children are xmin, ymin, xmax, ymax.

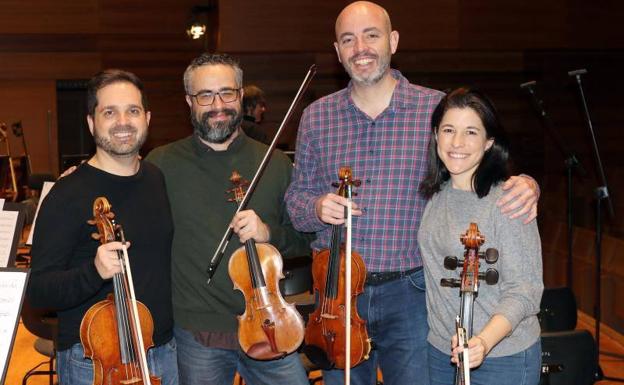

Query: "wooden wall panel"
<box><xmin>0</xmin><ymin>53</ymin><xmax>101</xmax><ymax>80</ymax></box>
<box><xmin>0</xmin><ymin>80</ymin><xmax>58</xmax><ymax>175</ymax></box>
<box><xmin>0</xmin><ymin>0</ymin><xmax>98</xmax><ymax>33</ymax></box>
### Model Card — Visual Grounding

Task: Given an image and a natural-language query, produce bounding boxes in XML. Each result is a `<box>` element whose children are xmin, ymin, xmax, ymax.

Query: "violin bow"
<box><xmin>206</xmin><ymin>64</ymin><xmax>317</xmax><ymax>284</ymax></box>
<box><xmin>117</xmin><ymin>225</ymin><xmax>152</xmax><ymax>384</ymax></box>
<box><xmin>345</xmin><ymin>199</ymin><xmax>353</xmax><ymax>384</ymax></box>
<box><xmin>456</xmin><ymin>316</ymin><xmax>470</xmax><ymax>385</ymax></box>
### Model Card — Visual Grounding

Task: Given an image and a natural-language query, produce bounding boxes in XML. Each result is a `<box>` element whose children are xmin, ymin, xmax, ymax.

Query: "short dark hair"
<box><xmin>183</xmin><ymin>53</ymin><xmax>243</xmax><ymax>94</ymax></box>
<box><xmin>419</xmin><ymin>87</ymin><xmax>510</xmax><ymax>199</ymax></box>
<box><xmin>242</xmin><ymin>84</ymin><xmax>266</xmax><ymax>115</ymax></box>
<box><xmin>87</xmin><ymin>69</ymin><xmax>148</xmax><ymax>116</ymax></box>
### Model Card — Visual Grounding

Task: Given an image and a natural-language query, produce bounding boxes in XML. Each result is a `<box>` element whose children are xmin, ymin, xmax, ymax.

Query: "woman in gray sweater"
<box><xmin>418</xmin><ymin>88</ymin><xmax>543</xmax><ymax>385</ymax></box>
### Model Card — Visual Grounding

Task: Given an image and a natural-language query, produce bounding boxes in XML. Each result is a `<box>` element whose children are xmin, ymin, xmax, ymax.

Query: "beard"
<box><xmin>343</xmin><ymin>50</ymin><xmax>391</xmax><ymax>86</ymax></box>
<box><xmin>93</xmin><ymin>124</ymin><xmax>146</xmax><ymax>157</ymax></box>
<box><xmin>191</xmin><ymin>107</ymin><xmax>243</xmax><ymax>144</ymax></box>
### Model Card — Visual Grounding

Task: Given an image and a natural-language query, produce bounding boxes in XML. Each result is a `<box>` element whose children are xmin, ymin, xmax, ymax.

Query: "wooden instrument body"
<box><xmin>80</xmin><ymin>296</ymin><xmax>161</xmax><ymax>385</ymax></box>
<box><xmin>80</xmin><ymin>196</ymin><xmax>161</xmax><ymax>385</ymax></box>
<box><xmin>305</xmin><ymin>247</ymin><xmax>369</xmax><ymax>369</ymax></box>
<box><xmin>229</xmin><ymin>242</ymin><xmax>305</xmax><ymax>360</ymax></box>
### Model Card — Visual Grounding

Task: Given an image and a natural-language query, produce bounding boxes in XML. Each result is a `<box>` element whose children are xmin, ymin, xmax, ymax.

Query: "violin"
<box><xmin>80</xmin><ymin>197</ymin><xmax>160</xmax><ymax>385</ymax></box>
<box><xmin>441</xmin><ymin>223</ymin><xmax>499</xmax><ymax>385</ymax></box>
<box><xmin>303</xmin><ymin>166</ymin><xmax>371</xmax><ymax>370</ymax></box>
<box><xmin>226</xmin><ymin>171</ymin><xmax>305</xmax><ymax>360</ymax></box>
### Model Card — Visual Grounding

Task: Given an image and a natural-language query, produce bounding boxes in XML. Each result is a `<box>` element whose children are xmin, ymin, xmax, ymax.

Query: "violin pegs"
<box><xmin>440</xmin><ymin>278</ymin><xmax>461</xmax><ymax>288</ymax></box>
<box><xmin>107</xmin><ymin>212</ymin><xmax>115</xmax><ymax>219</ymax></box>
<box><xmin>443</xmin><ymin>256</ymin><xmax>459</xmax><ymax>270</ymax></box>
<box><xmin>91</xmin><ymin>233</ymin><xmax>101</xmax><ymax>240</ymax></box>
<box><xmin>479</xmin><ymin>268</ymin><xmax>499</xmax><ymax>285</ymax></box>
<box><xmin>484</xmin><ymin>248</ymin><xmax>499</xmax><ymax>264</ymax></box>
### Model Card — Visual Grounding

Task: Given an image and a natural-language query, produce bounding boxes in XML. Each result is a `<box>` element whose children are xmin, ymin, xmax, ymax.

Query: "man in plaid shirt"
<box><xmin>284</xmin><ymin>2</ymin><xmax>539</xmax><ymax>384</ymax></box>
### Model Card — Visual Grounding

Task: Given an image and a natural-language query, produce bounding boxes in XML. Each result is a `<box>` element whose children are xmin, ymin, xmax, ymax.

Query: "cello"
<box><xmin>303</xmin><ymin>166</ymin><xmax>371</xmax><ymax>371</ymax></box>
<box><xmin>440</xmin><ymin>223</ymin><xmax>499</xmax><ymax>385</ymax></box>
<box><xmin>80</xmin><ymin>197</ymin><xmax>160</xmax><ymax>385</ymax></box>
<box><xmin>227</xmin><ymin>171</ymin><xmax>305</xmax><ymax>360</ymax></box>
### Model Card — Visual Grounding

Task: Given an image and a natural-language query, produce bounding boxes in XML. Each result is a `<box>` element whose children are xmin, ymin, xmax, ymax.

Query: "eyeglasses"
<box><xmin>188</xmin><ymin>88</ymin><xmax>241</xmax><ymax>106</ymax></box>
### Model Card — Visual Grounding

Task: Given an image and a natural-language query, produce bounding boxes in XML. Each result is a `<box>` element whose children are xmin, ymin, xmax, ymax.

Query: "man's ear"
<box><xmin>333</xmin><ymin>42</ymin><xmax>342</xmax><ymax>63</ymax></box>
<box><xmin>146</xmin><ymin>111</ymin><xmax>151</xmax><ymax>126</ymax></box>
<box><xmin>87</xmin><ymin>115</ymin><xmax>94</xmax><ymax>136</ymax></box>
<box><xmin>185</xmin><ymin>95</ymin><xmax>193</xmax><ymax>108</ymax></box>
<box><xmin>390</xmin><ymin>30</ymin><xmax>399</xmax><ymax>54</ymax></box>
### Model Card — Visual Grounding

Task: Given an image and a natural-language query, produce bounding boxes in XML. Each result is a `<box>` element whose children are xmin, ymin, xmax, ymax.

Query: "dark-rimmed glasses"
<box><xmin>188</xmin><ymin>88</ymin><xmax>241</xmax><ymax>106</ymax></box>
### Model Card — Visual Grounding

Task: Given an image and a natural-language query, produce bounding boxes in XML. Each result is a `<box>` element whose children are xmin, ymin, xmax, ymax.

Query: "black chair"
<box><xmin>540</xmin><ymin>330</ymin><xmax>600</xmax><ymax>385</ymax></box>
<box><xmin>539</xmin><ymin>287</ymin><xmax>577</xmax><ymax>332</ymax></box>
<box><xmin>21</xmin><ymin>298</ymin><xmax>57</xmax><ymax>385</ymax></box>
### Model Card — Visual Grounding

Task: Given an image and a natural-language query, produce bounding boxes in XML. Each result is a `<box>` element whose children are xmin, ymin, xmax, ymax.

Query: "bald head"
<box><xmin>335</xmin><ymin>1</ymin><xmax>392</xmax><ymax>39</ymax></box>
<box><xmin>333</xmin><ymin>1</ymin><xmax>398</xmax><ymax>86</ymax></box>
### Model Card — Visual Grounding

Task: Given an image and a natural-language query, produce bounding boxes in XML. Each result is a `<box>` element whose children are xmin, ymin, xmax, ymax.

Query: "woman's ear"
<box><xmin>485</xmin><ymin>138</ymin><xmax>494</xmax><ymax>151</ymax></box>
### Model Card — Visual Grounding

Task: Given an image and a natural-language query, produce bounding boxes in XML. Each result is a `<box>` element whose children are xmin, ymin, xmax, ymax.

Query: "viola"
<box><xmin>80</xmin><ymin>197</ymin><xmax>160</xmax><ymax>385</ymax></box>
<box><xmin>303</xmin><ymin>166</ymin><xmax>371</xmax><ymax>370</ymax></box>
<box><xmin>226</xmin><ymin>171</ymin><xmax>305</xmax><ymax>360</ymax></box>
<box><xmin>441</xmin><ymin>223</ymin><xmax>499</xmax><ymax>385</ymax></box>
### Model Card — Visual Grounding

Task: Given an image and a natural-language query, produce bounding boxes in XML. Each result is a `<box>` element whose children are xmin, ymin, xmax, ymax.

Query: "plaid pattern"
<box><xmin>285</xmin><ymin>70</ymin><xmax>444</xmax><ymax>272</ymax></box>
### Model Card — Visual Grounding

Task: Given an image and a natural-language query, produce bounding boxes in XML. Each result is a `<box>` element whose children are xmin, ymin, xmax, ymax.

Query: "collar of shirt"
<box><xmin>336</xmin><ymin>69</ymin><xmax>416</xmax><ymax>115</ymax></box>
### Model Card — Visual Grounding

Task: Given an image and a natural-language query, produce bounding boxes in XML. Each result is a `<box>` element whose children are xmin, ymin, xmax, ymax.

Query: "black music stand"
<box><xmin>1</xmin><ymin>202</ymin><xmax>26</xmax><ymax>268</ymax></box>
<box><xmin>568</xmin><ymin>68</ymin><xmax>622</xmax><ymax>383</ymax></box>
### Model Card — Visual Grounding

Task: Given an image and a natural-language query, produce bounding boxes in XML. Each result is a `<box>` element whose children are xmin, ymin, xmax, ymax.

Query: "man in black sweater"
<box><xmin>146</xmin><ymin>53</ymin><xmax>312</xmax><ymax>385</ymax></box>
<box><xmin>28</xmin><ymin>70</ymin><xmax>179</xmax><ymax>385</ymax></box>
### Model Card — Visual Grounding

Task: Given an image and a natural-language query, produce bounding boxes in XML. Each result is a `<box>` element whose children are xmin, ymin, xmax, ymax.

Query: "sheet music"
<box><xmin>0</xmin><ymin>269</ymin><xmax>28</xmax><ymax>385</ymax></box>
<box><xmin>27</xmin><ymin>181</ymin><xmax>54</xmax><ymax>245</ymax></box>
<box><xmin>0</xmin><ymin>212</ymin><xmax>18</xmax><ymax>268</ymax></box>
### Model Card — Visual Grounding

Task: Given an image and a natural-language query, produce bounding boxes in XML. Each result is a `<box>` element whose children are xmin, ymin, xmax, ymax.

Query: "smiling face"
<box><xmin>334</xmin><ymin>2</ymin><xmax>398</xmax><ymax>86</ymax></box>
<box><xmin>185</xmin><ymin>64</ymin><xmax>243</xmax><ymax>144</ymax></box>
<box><xmin>87</xmin><ymin>81</ymin><xmax>150</xmax><ymax>157</ymax></box>
<box><xmin>436</xmin><ymin>107</ymin><xmax>494</xmax><ymax>191</ymax></box>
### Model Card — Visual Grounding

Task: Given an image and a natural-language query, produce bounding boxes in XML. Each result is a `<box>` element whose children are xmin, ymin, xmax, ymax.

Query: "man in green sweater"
<box><xmin>146</xmin><ymin>53</ymin><xmax>312</xmax><ymax>385</ymax></box>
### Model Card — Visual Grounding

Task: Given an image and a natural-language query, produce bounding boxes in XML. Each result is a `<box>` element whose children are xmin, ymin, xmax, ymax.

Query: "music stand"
<box><xmin>1</xmin><ymin>202</ymin><xmax>26</xmax><ymax>268</ymax></box>
<box><xmin>0</xmin><ymin>268</ymin><xmax>30</xmax><ymax>385</ymax></box>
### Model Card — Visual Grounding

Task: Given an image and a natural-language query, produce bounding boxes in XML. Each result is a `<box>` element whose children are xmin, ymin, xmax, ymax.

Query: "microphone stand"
<box><xmin>568</xmin><ymin>68</ymin><xmax>622</xmax><ymax>383</ymax></box>
<box><xmin>520</xmin><ymin>81</ymin><xmax>585</xmax><ymax>289</ymax></box>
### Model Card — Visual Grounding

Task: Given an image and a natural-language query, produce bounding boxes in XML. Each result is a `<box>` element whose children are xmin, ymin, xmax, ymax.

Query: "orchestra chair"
<box><xmin>21</xmin><ymin>297</ymin><xmax>58</xmax><ymax>385</ymax></box>
<box><xmin>279</xmin><ymin>256</ymin><xmax>323</xmax><ymax>384</ymax></box>
<box><xmin>539</xmin><ymin>287</ymin><xmax>577</xmax><ymax>332</ymax></box>
<box><xmin>540</xmin><ymin>330</ymin><xmax>599</xmax><ymax>385</ymax></box>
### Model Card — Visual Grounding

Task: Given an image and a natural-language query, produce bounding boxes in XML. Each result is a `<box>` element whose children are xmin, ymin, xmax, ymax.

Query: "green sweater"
<box><xmin>146</xmin><ymin>133</ymin><xmax>312</xmax><ymax>332</ymax></box>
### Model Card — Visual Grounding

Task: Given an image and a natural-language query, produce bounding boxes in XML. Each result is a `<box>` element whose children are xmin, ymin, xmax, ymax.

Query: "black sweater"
<box><xmin>27</xmin><ymin>162</ymin><xmax>174</xmax><ymax>351</ymax></box>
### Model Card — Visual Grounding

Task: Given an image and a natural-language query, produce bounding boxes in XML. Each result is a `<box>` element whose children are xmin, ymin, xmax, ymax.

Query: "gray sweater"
<box><xmin>418</xmin><ymin>183</ymin><xmax>543</xmax><ymax>357</ymax></box>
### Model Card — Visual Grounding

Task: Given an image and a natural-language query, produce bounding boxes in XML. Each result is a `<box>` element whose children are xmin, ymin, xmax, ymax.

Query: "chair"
<box><xmin>280</xmin><ymin>256</ymin><xmax>323</xmax><ymax>384</ymax></box>
<box><xmin>538</xmin><ymin>288</ymin><xmax>600</xmax><ymax>385</ymax></box>
<box><xmin>540</xmin><ymin>330</ymin><xmax>600</xmax><ymax>385</ymax></box>
<box><xmin>539</xmin><ymin>287</ymin><xmax>577</xmax><ymax>332</ymax></box>
<box><xmin>20</xmin><ymin>298</ymin><xmax>57</xmax><ymax>385</ymax></box>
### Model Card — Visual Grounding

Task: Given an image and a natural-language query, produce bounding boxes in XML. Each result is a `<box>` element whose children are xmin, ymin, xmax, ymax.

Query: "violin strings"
<box><xmin>117</xmin><ymin>250</ymin><xmax>140</xmax><ymax>380</ymax></box>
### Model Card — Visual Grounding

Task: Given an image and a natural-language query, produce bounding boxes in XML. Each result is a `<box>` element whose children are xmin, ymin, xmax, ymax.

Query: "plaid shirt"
<box><xmin>285</xmin><ymin>70</ymin><xmax>444</xmax><ymax>272</ymax></box>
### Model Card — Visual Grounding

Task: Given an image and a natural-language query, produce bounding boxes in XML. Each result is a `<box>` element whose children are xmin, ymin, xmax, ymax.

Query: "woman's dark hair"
<box><xmin>419</xmin><ymin>87</ymin><xmax>510</xmax><ymax>199</ymax></box>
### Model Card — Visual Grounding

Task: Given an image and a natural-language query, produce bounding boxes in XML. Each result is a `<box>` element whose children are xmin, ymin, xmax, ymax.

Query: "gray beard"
<box><xmin>191</xmin><ymin>109</ymin><xmax>243</xmax><ymax>144</ymax></box>
<box><xmin>344</xmin><ymin>54</ymin><xmax>391</xmax><ymax>86</ymax></box>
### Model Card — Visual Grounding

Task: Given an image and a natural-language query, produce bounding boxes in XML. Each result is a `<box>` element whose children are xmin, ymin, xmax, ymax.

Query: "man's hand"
<box><xmin>94</xmin><ymin>241</ymin><xmax>130</xmax><ymax>279</ymax></box>
<box><xmin>497</xmin><ymin>175</ymin><xmax>539</xmax><ymax>224</ymax></box>
<box><xmin>231</xmin><ymin>210</ymin><xmax>270</xmax><ymax>243</ymax></box>
<box><xmin>315</xmin><ymin>193</ymin><xmax>362</xmax><ymax>225</ymax></box>
<box><xmin>58</xmin><ymin>165</ymin><xmax>78</xmax><ymax>179</ymax></box>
